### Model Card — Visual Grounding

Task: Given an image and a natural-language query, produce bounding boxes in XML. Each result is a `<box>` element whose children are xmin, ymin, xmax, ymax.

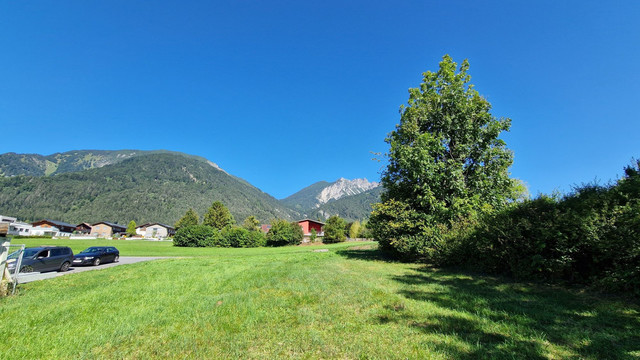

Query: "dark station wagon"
<box><xmin>7</xmin><ymin>246</ymin><xmax>74</xmax><ymax>273</ymax></box>
<box><xmin>73</xmin><ymin>246</ymin><xmax>120</xmax><ymax>266</ymax></box>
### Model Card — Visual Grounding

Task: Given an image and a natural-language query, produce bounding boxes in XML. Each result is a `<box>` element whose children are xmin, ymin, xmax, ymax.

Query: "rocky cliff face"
<box><xmin>315</xmin><ymin>178</ymin><xmax>379</xmax><ymax>206</ymax></box>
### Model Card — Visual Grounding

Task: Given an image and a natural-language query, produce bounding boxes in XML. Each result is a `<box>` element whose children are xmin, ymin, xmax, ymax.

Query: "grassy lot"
<box><xmin>1</xmin><ymin>242</ymin><xmax>639</xmax><ymax>359</ymax></box>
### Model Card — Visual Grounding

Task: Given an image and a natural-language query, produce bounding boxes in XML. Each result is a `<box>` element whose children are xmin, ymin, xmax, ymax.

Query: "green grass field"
<box><xmin>1</xmin><ymin>240</ymin><xmax>639</xmax><ymax>359</ymax></box>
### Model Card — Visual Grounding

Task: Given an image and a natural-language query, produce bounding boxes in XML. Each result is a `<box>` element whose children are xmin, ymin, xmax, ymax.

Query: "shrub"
<box><xmin>266</xmin><ymin>219</ymin><xmax>303</xmax><ymax>247</ymax></box>
<box><xmin>220</xmin><ymin>226</ymin><xmax>265</xmax><ymax>248</ymax></box>
<box><xmin>323</xmin><ymin>215</ymin><xmax>347</xmax><ymax>243</ymax></box>
<box><xmin>173</xmin><ymin>225</ymin><xmax>220</xmax><ymax>247</ymax></box>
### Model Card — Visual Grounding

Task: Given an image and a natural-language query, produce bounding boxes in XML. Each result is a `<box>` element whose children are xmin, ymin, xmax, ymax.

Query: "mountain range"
<box><xmin>0</xmin><ymin>150</ymin><xmax>382</xmax><ymax>225</ymax></box>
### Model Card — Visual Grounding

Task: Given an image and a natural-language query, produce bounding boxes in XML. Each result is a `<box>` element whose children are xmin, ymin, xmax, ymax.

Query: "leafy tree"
<box><xmin>323</xmin><ymin>215</ymin><xmax>347</xmax><ymax>243</ymax></box>
<box><xmin>242</xmin><ymin>215</ymin><xmax>261</xmax><ymax>232</ymax></box>
<box><xmin>126</xmin><ymin>220</ymin><xmax>137</xmax><ymax>237</ymax></box>
<box><xmin>309</xmin><ymin>228</ymin><xmax>317</xmax><ymax>242</ymax></box>
<box><xmin>370</xmin><ymin>55</ymin><xmax>516</xmax><ymax>260</ymax></box>
<box><xmin>266</xmin><ymin>219</ymin><xmax>303</xmax><ymax>247</ymax></box>
<box><xmin>203</xmin><ymin>201</ymin><xmax>235</xmax><ymax>230</ymax></box>
<box><xmin>349</xmin><ymin>220</ymin><xmax>361</xmax><ymax>239</ymax></box>
<box><xmin>175</xmin><ymin>208</ymin><xmax>199</xmax><ymax>229</ymax></box>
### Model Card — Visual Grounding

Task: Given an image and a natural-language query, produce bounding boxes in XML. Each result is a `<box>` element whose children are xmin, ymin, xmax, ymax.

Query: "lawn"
<box><xmin>1</xmin><ymin>241</ymin><xmax>638</xmax><ymax>359</ymax></box>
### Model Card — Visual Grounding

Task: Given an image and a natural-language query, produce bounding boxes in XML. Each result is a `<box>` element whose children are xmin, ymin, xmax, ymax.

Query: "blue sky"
<box><xmin>1</xmin><ymin>1</ymin><xmax>638</xmax><ymax>199</ymax></box>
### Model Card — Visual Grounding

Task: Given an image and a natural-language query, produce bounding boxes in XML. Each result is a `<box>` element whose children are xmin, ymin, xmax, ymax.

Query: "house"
<box><xmin>260</xmin><ymin>224</ymin><xmax>272</xmax><ymax>234</ymax></box>
<box><xmin>75</xmin><ymin>223</ymin><xmax>92</xmax><ymax>234</ymax></box>
<box><xmin>0</xmin><ymin>215</ymin><xmax>17</xmax><ymax>224</ymax></box>
<box><xmin>135</xmin><ymin>223</ymin><xmax>153</xmax><ymax>236</ymax></box>
<box><xmin>90</xmin><ymin>222</ymin><xmax>127</xmax><ymax>238</ymax></box>
<box><xmin>31</xmin><ymin>219</ymin><xmax>76</xmax><ymax>237</ymax></box>
<box><xmin>141</xmin><ymin>223</ymin><xmax>175</xmax><ymax>239</ymax></box>
<box><xmin>297</xmin><ymin>219</ymin><xmax>324</xmax><ymax>236</ymax></box>
<box><xmin>8</xmin><ymin>222</ymin><xmax>33</xmax><ymax>236</ymax></box>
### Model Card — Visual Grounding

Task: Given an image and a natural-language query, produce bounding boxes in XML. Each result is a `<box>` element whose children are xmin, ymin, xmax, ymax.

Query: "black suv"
<box><xmin>8</xmin><ymin>246</ymin><xmax>74</xmax><ymax>273</ymax></box>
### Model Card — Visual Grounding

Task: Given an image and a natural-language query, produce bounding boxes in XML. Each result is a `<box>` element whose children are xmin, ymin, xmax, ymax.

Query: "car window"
<box><xmin>37</xmin><ymin>250</ymin><xmax>49</xmax><ymax>258</ymax></box>
<box><xmin>51</xmin><ymin>248</ymin><xmax>63</xmax><ymax>256</ymax></box>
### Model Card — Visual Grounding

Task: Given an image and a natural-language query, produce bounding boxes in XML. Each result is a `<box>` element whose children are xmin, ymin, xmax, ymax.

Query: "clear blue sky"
<box><xmin>1</xmin><ymin>1</ymin><xmax>639</xmax><ymax>199</ymax></box>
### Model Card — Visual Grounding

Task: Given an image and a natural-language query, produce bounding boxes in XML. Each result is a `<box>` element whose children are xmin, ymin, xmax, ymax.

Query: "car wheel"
<box><xmin>59</xmin><ymin>262</ymin><xmax>70</xmax><ymax>272</ymax></box>
<box><xmin>114</xmin><ymin>255</ymin><xmax>119</xmax><ymax>262</ymax></box>
<box><xmin>93</xmin><ymin>258</ymin><xmax>101</xmax><ymax>266</ymax></box>
<box><xmin>20</xmin><ymin>265</ymin><xmax>34</xmax><ymax>273</ymax></box>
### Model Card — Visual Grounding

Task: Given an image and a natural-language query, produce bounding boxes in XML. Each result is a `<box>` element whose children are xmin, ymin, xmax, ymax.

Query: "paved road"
<box><xmin>16</xmin><ymin>256</ymin><xmax>169</xmax><ymax>284</ymax></box>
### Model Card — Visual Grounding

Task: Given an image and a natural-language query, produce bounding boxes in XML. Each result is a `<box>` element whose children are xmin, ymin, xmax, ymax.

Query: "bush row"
<box><xmin>173</xmin><ymin>225</ymin><xmax>266</xmax><ymax>248</ymax></box>
<box><xmin>374</xmin><ymin>161</ymin><xmax>640</xmax><ymax>296</ymax></box>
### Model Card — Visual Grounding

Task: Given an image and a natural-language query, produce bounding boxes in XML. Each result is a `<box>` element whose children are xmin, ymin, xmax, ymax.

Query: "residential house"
<box><xmin>297</xmin><ymin>219</ymin><xmax>324</xmax><ymax>236</ymax></box>
<box><xmin>142</xmin><ymin>223</ymin><xmax>175</xmax><ymax>239</ymax></box>
<box><xmin>90</xmin><ymin>222</ymin><xmax>127</xmax><ymax>238</ymax></box>
<box><xmin>135</xmin><ymin>223</ymin><xmax>152</xmax><ymax>236</ymax></box>
<box><xmin>8</xmin><ymin>222</ymin><xmax>33</xmax><ymax>236</ymax></box>
<box><xmin>31</xmin><ymin>219</ymin><xmax>76</xmax><ymax>237</ymax></box>
<box><xmin>75</xmin><ymin>223</ymin><xmax>92</xmax><ymax>234</ymax></box>
<box><xmin>260</xmin><ymin>224</ymin><xmax>272</xmax><ymax>234</ymax></box>
<box><xmin>0</xmin><ymin>215</ymin><xmax>17</xmax><ymax>224</ymax></box>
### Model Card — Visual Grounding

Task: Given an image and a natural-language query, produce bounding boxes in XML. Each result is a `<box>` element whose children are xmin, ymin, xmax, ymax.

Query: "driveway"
<box><xmin>16</xmin><ymin>256</ymin><xmax>170</xmax><ymax>284</ymax></box>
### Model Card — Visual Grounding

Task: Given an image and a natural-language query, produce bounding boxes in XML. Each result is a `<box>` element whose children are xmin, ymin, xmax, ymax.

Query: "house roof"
<box><xmin>33</xmin><ymin>219</ymin><xmax>77</xmax><ymax>228</ymax></box>
<box><xmin>92</xmin><ymin>221</ymin><xmax>127</xmax><ymax>230</ymax></box>
<box><xmin>145</xmin><ymin>222</ymin><xmax>175</xmax><ymax>230</ymax></box>
<box><xmin>297</xmin><ymin>219</ymin><xmax>325</xmax><ymax>226</ymax></box>
<box><xmin>76</xmin><ymin>222</ymin><xmax>92</xmax><ymax>227</ymax></box>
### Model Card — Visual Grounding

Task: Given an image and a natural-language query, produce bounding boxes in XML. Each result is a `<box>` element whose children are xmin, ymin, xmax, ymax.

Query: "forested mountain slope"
<box><xmin>0</xmin><ymin>153</ymin><xmax>297</xmax><ymax>225</ymax></box>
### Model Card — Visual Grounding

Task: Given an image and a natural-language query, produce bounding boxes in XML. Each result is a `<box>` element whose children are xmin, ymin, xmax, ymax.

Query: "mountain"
<box><xmin>281</xmin><ymin>178</ymin><xmax>379</xmax><ymax>210</ymax></box>
<box><xmin>281</xmin><ymin>178</ymin><xmax>381</xmax><ymax>221</ymax></box>
<box><xmin>0</xmin><ymin>150</ymin><xmax>223</xmax><ymax>177</ymax></box>
<box><xmin>0</xmin><ymin>153</ymin><xmax>298</xmax><ymax>225</ymax></box>
<box><xmin>307</xmin><ymin>187</ymin><xmax>383</xmax><ymax>222</ymax></box>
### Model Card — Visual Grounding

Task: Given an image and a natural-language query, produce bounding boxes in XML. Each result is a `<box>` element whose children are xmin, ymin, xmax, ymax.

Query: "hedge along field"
<box><xmin>1</xmin><ymin>243</ymin><xmax>639</xmax><ymax>359</ymax></box>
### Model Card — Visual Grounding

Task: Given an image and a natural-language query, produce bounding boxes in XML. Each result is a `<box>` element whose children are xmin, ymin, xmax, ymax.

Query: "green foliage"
<box><xmin>242</xmin><ymin>215</ymin><xmax>261</xmax><ymax>232</ymax></box>
<box><xmin>203</xmin><ymin>201</ymin><xmax>235</xmax><ymax>230</ymax></box>
<box><xmin>309</xmin><ymin>228</ymin><xmax>317</xmax><ymax>242</ymax></box>
<box><xmin>349</xmin><ymin>220</ymin><xmax>361</xmax><ymax>239</ymax></box>
<box><xmin>458</xmin><ymin>160</ymin><xmax>640</xmax><ymax>296</ymax></box>
<box><xmin>266</xmin><ymin>219</ymin><xmax>303</xmax><ymax>247</ymax></box>
<box><xmin>175</xmin><ymin>208</ymin><xmax>199</xmax><ymax>229</ymax></box>
<box><xmin>220</xmin><ymin>226</ymin><xmax>266</xmax><ymax>248</ymax></box>
<box><xmin>173</xmin><ymin>225</ymin><xmax>221</xmax><ymax>247</ymax></box>
<box><xmin>323</xmin><ymin>215</ymin><xmax>347</xmax><ymax>243</ymax></box>
<box><xmin>126</xmin><ymin>220</ymin><xmax>137</xmax><ymax>236</ymax></box>
<box><xmin>371</xmin><ymin>55</ymin><xmax>516</xmax><ymax>261</ymax></box>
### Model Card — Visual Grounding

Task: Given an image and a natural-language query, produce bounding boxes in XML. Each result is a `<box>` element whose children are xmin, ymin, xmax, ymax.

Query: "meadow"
<box><xmin>1</xmin><ymin>239</ymin><xmax>638</xmax><ymax>359</ymax></box>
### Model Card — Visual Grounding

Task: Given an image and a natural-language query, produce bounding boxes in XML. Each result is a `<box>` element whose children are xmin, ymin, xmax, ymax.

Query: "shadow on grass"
<box><xmin>337</xmin><ymin>246</ymin><xmax>639</xmax><ymax>359</ymax></box>
<box><xmin>335</xmin><ymin>246</ymin><xmax>399</xmax><ymax>263</ymax></box>
<box><xmin>388</xmin><ymin>267</ymin><xmax>640</xmax><ymax>359</ymax></box>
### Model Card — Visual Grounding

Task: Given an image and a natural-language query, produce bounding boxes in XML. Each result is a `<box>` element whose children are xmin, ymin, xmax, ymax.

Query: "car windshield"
<box><xmin>79</xmin><ymin>247</ymin><xmax>103</xmax><ymax>254</ymax></box>
<box><xmin>23</xmin><ymin>249</ymin><xmax>40</xmax><ymax>258</ymax></box>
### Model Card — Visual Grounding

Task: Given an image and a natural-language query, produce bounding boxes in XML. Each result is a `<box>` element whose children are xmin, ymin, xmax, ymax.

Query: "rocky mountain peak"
<box><xmin>315</xmin><ymin>178</ymin><xmax>379</xmax><ymax>206</ymax></box>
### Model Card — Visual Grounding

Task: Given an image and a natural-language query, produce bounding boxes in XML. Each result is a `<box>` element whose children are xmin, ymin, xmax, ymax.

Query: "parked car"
<box><xmin>6</xmin><ymin>246</ymin><xmax>74</xmax><ymax>273</ymax></box>
<box><xmin>73</xmin><ymin>246</ymin><xmax>120</xmax><ymax>266</ymax></box>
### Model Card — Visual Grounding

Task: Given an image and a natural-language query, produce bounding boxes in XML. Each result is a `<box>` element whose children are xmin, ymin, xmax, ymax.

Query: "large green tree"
<box><xmin>370</xmin><ymin>55</ymin><xmax>517</xmax><ymax>260</ymax></box>
<box><xmin>126</xmin><ymin>220</ymin><xmax>137</xmax><ymax>237</ymax></box>
<box><xmin>323</xmin><ymin>215</ymin><xmax>347</xmax><ymax>243</ymax></box>
<box><xmin>175</xmin><ymin>208</ymin><xmax>199</xmax><ymax>229</ymax></box>
<box><xmin>203</xmin><ymin>201</ymin><xmax>235</xmax><ymax>230</ymax></box>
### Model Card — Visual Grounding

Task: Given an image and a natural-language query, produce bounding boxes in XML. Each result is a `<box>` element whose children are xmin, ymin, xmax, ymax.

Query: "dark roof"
<box><xmin>297</xmin><ymin>219</ymin><xmax>325</xmax><ymax>225</ymax></box>
<box><xmin>33</xmin><ymin>219</ymin><xmax>77</xmax><ymax>228</ymax></box>
<box><xmin>92</xmin><ymin>221</ymin><xmax>127</xmax><ymax>230</ymax></box>
<box><xmin>145</xmin><ymin>222</ymin><xmax>175</xmax><ymax>230</ymax></box>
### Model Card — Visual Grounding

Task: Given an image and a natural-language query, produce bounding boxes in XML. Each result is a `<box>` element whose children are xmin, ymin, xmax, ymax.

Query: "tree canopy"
<box><xmin>323</xmin><ymin>215</ymin><xmax>347</xmax><ymax>243</ymax></box>
<box><xmin>203</xmin><ymin>201</ymin><xmax>235</xmax><ymax>230</ymax></box>
<box><xmin>175</xmin><ymin>208</ymin><xmax>199</xmax><ymax>229</ymax></box>
<box><xmin>370</xmin><ymin>55</ymin><xmax>517</xmax><ymax>260</ymax></box>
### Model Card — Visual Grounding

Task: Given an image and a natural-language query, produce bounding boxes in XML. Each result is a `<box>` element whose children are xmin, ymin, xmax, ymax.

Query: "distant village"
<box><xmin>0</xmin><ymin>215</ymin><xmax>176</xmax><ymax>240</ymax></box>
<box><xmin>0</xmin><ymin>215</ymin><xmax>327</xmax><ymax>241</ymax></box>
